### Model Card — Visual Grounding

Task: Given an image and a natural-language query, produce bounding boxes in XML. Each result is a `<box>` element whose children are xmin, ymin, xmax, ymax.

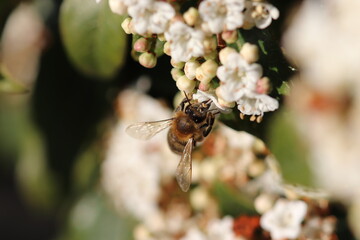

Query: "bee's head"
<box><xmin>185</xmin><ymin>100</ymin><xmax>211</xmax><ymax>123</ymax></box>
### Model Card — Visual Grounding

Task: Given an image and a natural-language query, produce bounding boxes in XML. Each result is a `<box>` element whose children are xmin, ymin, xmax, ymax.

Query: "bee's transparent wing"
<box><xmin>175</xmin><ymin>138</ymin><xmax>194</xmax><ymax>192</ymax></box>
<box><xmin>125</xmin><ymin>119</ymin><xmax>173</xmax><ymax>140</ymax></box>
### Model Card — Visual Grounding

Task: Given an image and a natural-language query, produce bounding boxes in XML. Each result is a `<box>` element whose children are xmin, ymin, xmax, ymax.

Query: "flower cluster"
<box><xmin>102</xmin><ymin>90</ymin><xmax>340</xmax><ymax>240</ymax></box>
<box><xmin>97</xmin><ymin>0</ymin><xmax>280</xmax><ymax>118</ymax></box>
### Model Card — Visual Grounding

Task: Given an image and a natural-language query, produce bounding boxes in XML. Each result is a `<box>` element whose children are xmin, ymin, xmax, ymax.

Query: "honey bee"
<box><xmin>126</xmin><ymin>95</ymin><xmax>217</xmax><ymax>192</ymax></box>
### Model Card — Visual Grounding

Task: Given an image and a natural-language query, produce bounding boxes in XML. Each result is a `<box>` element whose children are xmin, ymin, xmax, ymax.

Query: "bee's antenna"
<box><xmin>183</xmin><ymin>91</ymin><xmax>191</xmax><ymax>104</ymax></box>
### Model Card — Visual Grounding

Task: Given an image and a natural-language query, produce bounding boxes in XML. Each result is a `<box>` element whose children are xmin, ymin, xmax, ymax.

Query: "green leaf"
<box><xmin>17</xmin><ymin>125</ymin><xmax>60</xmax><ymax>211</ymax></box>
<box><xmin>58</xmin><ymin>191</ymin><xmax>136</xmax><ymax>240</ymax></box>
<box><xmin>239</xmin><ymin>28</ymin><xmax>294</xmax><ymax>99</ymax></box>
<box><xmin>60</xmin><ymin>0</ymin><xmax>128</xmax><ymax>79</ymax></box>
<box><xmin>277</xmin><ymin>81</ymin><xmax>290</xmax><ymax>95</ymax></box>
<box><xmin>257</xmin><ymin>39</ymin><xmax>267</xmax><ymax>55</ymax></box>
<box><xmin>0</xmin><ymin>66</ymin><xmax>29</xmax><ymax>94</ymax></box>
<box><xmin>267</xmin><ymin>109</ymin><xmax>314</xmax><ymax>186</ymax></box>
<box><xmin>153</xmin><ymin>38</ymin><xmax>165</xmax><ymax>57</ymax></box>
<box><xmin>212</xmin><ymin>181</ymin><xmax>256</xmax><ymax>216</ymax></box>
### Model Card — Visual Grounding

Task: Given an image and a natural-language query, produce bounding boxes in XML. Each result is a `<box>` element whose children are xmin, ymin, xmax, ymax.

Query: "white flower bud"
<box><xmin>203</xmin><ymin>36</ymin><xmax>217</xmax><ymax>53</ymax></box>
<box><xmin>216</xmin><ymin>88</ymin><xmax>236</xmax><ymax>108</ymax></box>
<box><xmin>144</xmin><ymin>212</ymin><xmax>166</xmax><ymax>232</ymax></box>
<box><xmin>219</xmin><ymin>47</ymin><xmax>237</xmax><ymax>64</ymax></box>
<box><xmin>163</xmin><ymin>42</ymin><xmax>171</xmax><ymax>56</ymax></box>
<box><xmin>221</xmin><ymin>30</ymin><xmax>238</xmax><ymax>44</ymax></box>
<box><xmin>218</xmin><ymin>97</ymin><xmax>236</xmax><ymax>108</ymax></box>
<box><xmin>184</xmin><ymin>60</ymin><xmax>200</xmax><ymax>80</ymax></box>
<box><xmin>252</xmin><ymin>138</ymin><xmax>267</xmax><ymax>154</ymax></box>
<box><xmin>242</xmin><ymin>20</ymin><xmax>255</xmax><ymax>30</ymax></box>
<box><xmin>190</xmin><ymin>187</ymin><xmax>209</xmax><ymax>211</ymax></box>
<box><xmin>109</xmin><ymin>0</ymin><xmax>127</xmax><ymax>15</ymax></box>
<box><xmin>195</xmin><ymin>67</ymin><xmax>212</xmax><ymax>84</ymax></box>
<box><xmin>139</xmin><ymin>52</ymin><xmax>157</xmax><ymax>68</ymax></box>
<box><xmin>134</xmin><ymin>224</ymin><xmax>151</xmax><ymax>240</ymax></box>
<box><xmin>170</xmin><ymin>58</ymin><xmax>185</xmax><ymax>69</ymax></box>
<box><xmin>200</xmin><ymin>160</ymin><xmax>218</xmax><ymax>183</ymax></box>
<box><xmin>254</xmin><ymin>193</ymin><xmax>276</xmax><ymax>214</ymax></box>
<box><xmin>240</xmin><ymin>43</ymin><xmax>259</xmax><ymax>64</ymax></box>
<box><xmin>171</xmin><ymin>68</ymin><xmax>184</xmax><ymax>81</ymax></box>
<box><xmin>183</xmin><ymin>7</ymin><xmax>199</xmax><ymax>26</ymax></box>
<box><xmin>176</xmin><ymin>75</ymin><xmax>196</xmax><ymax>93</ymax></box>
<box><xmin>130</xmin><ymin>50</ymin><xmax>139</xmax><ymax>61</ymax></box>
<box><xmin>157</xmin><ymin>34</ymin><xmax>165</xmax><ymax>42</ymax></box>
<box><xmin>247</xmin><ymin>160</ymin><xmax>266</xmax><ymax>177</ymax></box>
<box><xmin>201</xmin><ymin>59</ymin><xmax>218</xmax><ymax>79</ymax></box>
<box><xmin>121</xmin><ymin>18</ymin><xmax>132</xmax><ymax>34</ymax></box>
<box><xmin>204</xmin><ymin>50</ymin><xmax>218</xmax><ymax>60</ymax></box>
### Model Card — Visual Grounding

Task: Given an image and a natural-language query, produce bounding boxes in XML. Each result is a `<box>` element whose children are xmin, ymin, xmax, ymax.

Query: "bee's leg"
<box><xmin>201</xmin><ymin>114</ymin><xmax>215</xmax><ymax>137</ymax></box>
<box><xmin>176</xmin><ymin>98</ymin><xmax>188</xmax><ymax>112</ymax></box>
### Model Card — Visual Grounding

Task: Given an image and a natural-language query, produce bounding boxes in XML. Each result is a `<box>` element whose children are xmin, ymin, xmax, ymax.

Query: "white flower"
<box><xmin>216</xmin><ymin>52</ymin><xmax>278</xmax><ymax>115</ymax></box>
<box><xmin>193</xmin><ymin>89</ymin><xmax>232</xmax><ymax>113</ymax></box>
<box><xmin>128</xmin><ymin>0</ymin><xmax>175</xmax><ymax>35</ymax></box>
<box><xmin>236</xmin><ymin>88</ymin><xmax>279</xmax><ymax>116</ymax></box>
<box><xmin>199</xmin><ymin>0</ymin><xmax>245</xmax><ymax>34</ymax></box>
<box><xmin>108</xmin><ymin>0</ymin><xmax>127</xmax><ymax>15</ymax></box>
<box><xmin>244</xmin><ymin>1</ymin><xmax>279</xmax><ymax>29</ymax></box>
<box><xmin>217</xmin><ymin>52</ymin><xmax>262</xmax><ymax>102</ymax></box>
<box><xmin>260</xmin><ymin>199</ymin><xmax>308</xmax><ymax>240</ymax></box>
<box><xmin>207</xmin><ymin>216</ymin><xmax>238</xmax><ymax>240</ymax></box>
<box><xmin>181</xmin><ymin>227</ymin><xmax>207</xmax><ymax>240</ymax></box>
<box><xmin>102</xmin><ymin>123</ymin><xmax>160</xmax><ymax>221</ymax></box>
<box><xmin>106</xmin><ymin>0</ymin><xmax>138</xmax><ymax>15</ymax></box>
<box><xmin>181</xmin><ymin>216</ymin><xmax>238</xmax><ymax>240</ymax></box>
<box><xmin>165</xmin><ymin>21</ymin><xmax>205</xmax><ymax>62</ymax></box>
<box><xmin>95</xmin><ymin>0</ymin><xmax>101</xmax><ymax>3</ymax></box>
<box><xmin>101</xmin><ymin>90</ymin><xmax>177</xmax><ymax>222</ymax></box>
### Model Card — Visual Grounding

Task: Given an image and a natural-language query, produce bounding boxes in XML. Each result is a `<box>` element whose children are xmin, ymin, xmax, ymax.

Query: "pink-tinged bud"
<box><xmin>184</xmin><ymin>60</ymin><xmax>200</xmax><ymax>80</ymax></box>
<box><xmin>121</xmin><ymin>17</ymin><xmax>132</xmax><ymax>34</ymax></box>
<box><xmin>240</xmin><ymin>43</ymin><xmax>259</xmax><ymax>64</ymax></box>
<box><xmin>171</xmin><ymin>68</ymin><xmax>184</xmax><ymax>81</ymax></box>
<box><xmin>256</xmin><ymin>77</ymin><xmax>270</xmax><ymax>94</ymax></box>
<box><xmin>133</xmin><ymin>38</ymin><xmax>149</xmax><ymax>53</ymax></box>
<box><xmin>163</xmin><ymin>42</ymin><xmax>171</xmax><ymax>56</ymax></box>
<box><xmin>176</xmin><ymin>75</ymin><xmax>196</xmax><ymax>93</ymax></box>
<box><xmin>198</xmin><ymin>82</ymin><xmax>210</xmax><ymax>91</ymax></box>
<box><xmin>183</xmin><ymin>7</ymin><xmax>199</xmax><ymax>26</ymax></box>
<box><xmin>170</xmin><ymin>58</ymin><xmax>185</xmax><ymax>69</ymax></box>
<box><xmin>139</xmin><ymin>52</ymin><xmax>157</xmax><ymax>68</ymax></box>
<box><xmin>221</xmin><ymin>30</ymin><xmax>238</xmax><ymax>44</ymax></box>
